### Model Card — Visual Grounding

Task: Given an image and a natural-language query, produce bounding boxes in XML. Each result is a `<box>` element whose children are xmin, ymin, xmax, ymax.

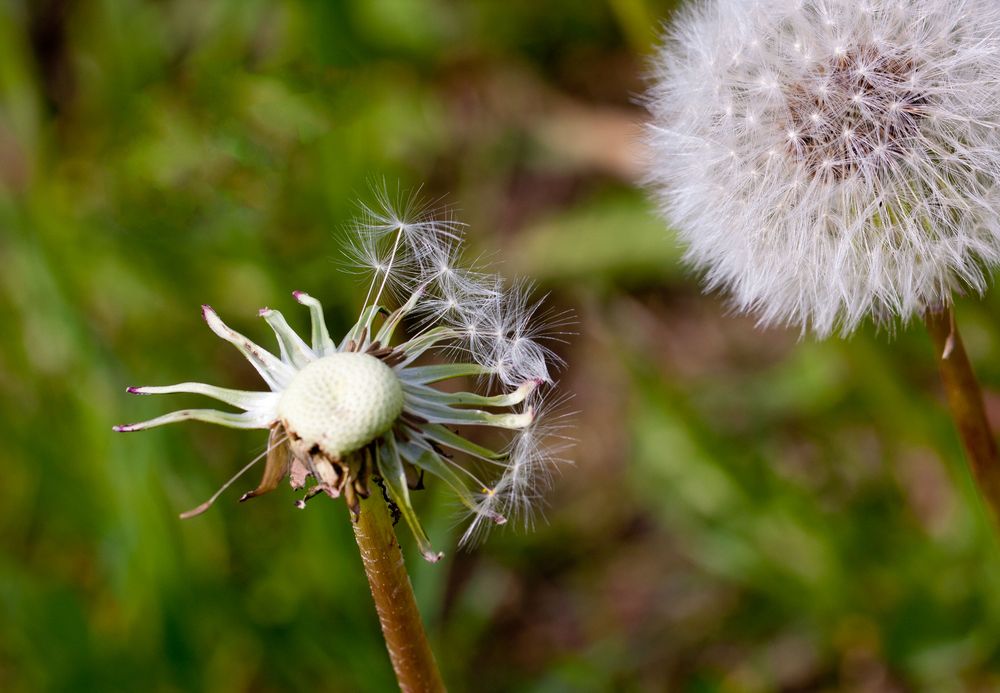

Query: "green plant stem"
<box><xmin>925</xmin><ymin>305</ymin><xmax>1000</xmax><ymax>525</ymax></box>
<box><xmin>352</xmin><ymin>491</ymin><xmax>446</xmax><ymax>693</ymax></box>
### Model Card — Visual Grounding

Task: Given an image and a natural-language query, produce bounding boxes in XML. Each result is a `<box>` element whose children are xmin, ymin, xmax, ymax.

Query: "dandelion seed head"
<box><xmin>647</xmin><ymin>0</ymin><xmax>1000</xmax><ymax>335</ymax></box>
<box><xmin>278</xmin><ymin>353</ymin><xmax>404</xmax><ymax>461</ymax></box>
<box><xmin>116</xmin><ymin>187</ymin><xmax>570</xmax><ymax>559</ymax></box>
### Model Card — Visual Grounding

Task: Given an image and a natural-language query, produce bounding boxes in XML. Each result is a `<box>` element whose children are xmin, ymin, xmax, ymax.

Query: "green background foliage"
<box><xmin>2</xmin><ymin>0</ymin><xmax>1000</xmax><ymax>690</ymax></box>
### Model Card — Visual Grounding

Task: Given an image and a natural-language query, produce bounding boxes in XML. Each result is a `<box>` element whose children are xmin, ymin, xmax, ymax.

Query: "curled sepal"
<box><xmin>378</xmin><ymin>435</ymin><xmax>443</xmax><ymax>563</ymax></box>
<box><xmin>240</xmin><ymin>425</ymin><xmax>292</xmax><ymax>502</ymax></box>
<box><xmin>260</xmin><ymin>308</ymin><xmax>315</xmax><ymax>368</ymax></box>
<box><xmin>405</xmin><ymin>401</ymin><xmax>534</xmax><ymax>429</ymax></box>
<box><xmin>126</xmin><ymin>383</ymin><xmax>278</xmax><ymax>413</ymax></box>
<box><xmin>416</xmin><ymin>423</ymin><xmax>507</xmax><ymax>463</ymax></box>
<box><xmin>342</xmin><ymin>304</ymin><xmax>383</xmax><ymax>351</ymax></box>
<box><xmin>374</xmin><ymin>285</ymin><xmax>424</xmax><ymax>346</ymax></box>
<box><xmin>404</xmin><ymin>379</ymin><xmax>539</xmax><ymax>408</ymax></box>
<box><xmin>400</xmin><ymin>362</ymin><xmax>492</xmax><ymax>385</ymax></box>
<box><xmin>293</xmin><ymin>291</ymin><xmax>335</xmax><ymax>356</ymax></box>
<box><xmin>202</xmin><ymin>306</ymin><xmax>295</xmax><ymax>391</ymax></box>
<box><xmin>399</xmin><ymin>440</ymin><xmax>507</xmax><ymax>526</ymax></box>
<box><xmin>394</xmin><ymin>326</ymin><xmax>455</xmax><ymax>367</ymax></box>
<box><xmin>113</xmin><ymin>408</ymin><xmax>269</xmax><ymax>432</ymax></box>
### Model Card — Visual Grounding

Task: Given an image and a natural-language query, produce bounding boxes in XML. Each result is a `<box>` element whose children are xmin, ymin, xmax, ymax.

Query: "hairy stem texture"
<box><xmin>925</xmin><ymin>306</ymin><xmax>1000</xmax><ymax>525</ymax></box>
<box><xmin>352</xmin><ymin>491</ymin><xmax>446</xmax><ymax>693</ymax></box>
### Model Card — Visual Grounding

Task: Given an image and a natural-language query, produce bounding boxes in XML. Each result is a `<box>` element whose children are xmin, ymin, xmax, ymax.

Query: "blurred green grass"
<box><xmin>3</xmin><ymin>0</ymin><xmax>1000</xmax><ymax>691</ymax></box>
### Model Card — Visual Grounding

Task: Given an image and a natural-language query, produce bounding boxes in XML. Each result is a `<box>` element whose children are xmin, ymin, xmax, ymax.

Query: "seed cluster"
<box><xmin>784</xmin><ymin>45</ymin><xmax>927</xmax><ymax>179</ymax></box>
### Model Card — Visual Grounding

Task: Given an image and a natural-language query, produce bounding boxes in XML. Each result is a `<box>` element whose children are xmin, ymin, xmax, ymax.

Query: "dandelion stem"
<box><xmin>925</xmin><ymin>305</ymin><xmax>1000</xmax><ymax>525</ymax></box>
<box><xmin>351</xmin><ymin>490</ymin><xmax>446</xmax><ymax>692</ymax></box>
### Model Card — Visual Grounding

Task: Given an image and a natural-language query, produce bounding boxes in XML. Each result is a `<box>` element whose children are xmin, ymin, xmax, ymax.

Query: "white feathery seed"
<box><xmin>460</xmin><ymin>391</ymin><xmax>575</xmax><ymax>547</ymax></box>
<box><xmin>646</xmin><ymin>0</ymin><xmax>1000</xmax><ymax>336</ymax></box>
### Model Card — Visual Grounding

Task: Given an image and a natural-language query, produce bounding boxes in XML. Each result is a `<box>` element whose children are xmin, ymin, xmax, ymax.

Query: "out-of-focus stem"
<box><xmin>925</xmin><ymin>305</ymin><xmax>1000</xmax><ymax>525</ymax></box>
<box><xmin>352</xmin><ymin>490</ymin><xmax>446</xmax><ymax>693</ymax></box>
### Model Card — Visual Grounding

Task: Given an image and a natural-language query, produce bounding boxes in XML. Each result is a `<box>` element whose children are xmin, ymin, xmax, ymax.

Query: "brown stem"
<box><xmin>925</xmin><ymin>305</ymin><xmax>1000</xmax><ymax>524</ymax></box>
<box><xmin>352</xmin><ymin>490</ymin><xmax>446</xmax><ymax>693</ymax></box>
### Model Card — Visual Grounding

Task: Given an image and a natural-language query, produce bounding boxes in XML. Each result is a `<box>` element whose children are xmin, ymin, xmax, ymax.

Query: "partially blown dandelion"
<box><xmin>114</xmin><ymin>192</ymin><xmax>568</xmax><ymax>561</ymax></box>
<box><xmin>115</xmin><ymin>191</ymin><xmax>570</xmax><ymax>690</ymax></box>
<box><xmin>647</xmin><ymin>0</ymin><xmax>1000</xmax><ymax>336</ymax></box>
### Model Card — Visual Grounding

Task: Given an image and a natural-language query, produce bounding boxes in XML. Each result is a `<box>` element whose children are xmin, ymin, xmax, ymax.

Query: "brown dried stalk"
<box><xmin>352</xmin><ymin>490</ymin><xmax>446</xmax><ymax>693</ymax></box>
<box><xmin>925</xmin><ymin>305</ymin><xmax>1000</xmax><ymax>524</ymax></box>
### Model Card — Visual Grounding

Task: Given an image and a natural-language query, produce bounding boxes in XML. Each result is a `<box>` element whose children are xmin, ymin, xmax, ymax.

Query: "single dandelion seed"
<box><xmin>645</xmin><ymin>0</ymin><xmax>1000</xmax><ymax>526</ymax></box>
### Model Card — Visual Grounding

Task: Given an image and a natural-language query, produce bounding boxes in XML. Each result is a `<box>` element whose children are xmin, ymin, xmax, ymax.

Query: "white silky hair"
<box><xmin>350</xmin><ymin>190</ymin><xmax>571</xmax><ymax>541</ymax></box>
<box><xmin>646</xmin><ymin>0</ymin><xmax>1000</xmax><ymax>336</ymax></box>
<box><xmin>460</xmin><ymin>391</ymin><xmax>575</xmax><ymax>547</ymax></box>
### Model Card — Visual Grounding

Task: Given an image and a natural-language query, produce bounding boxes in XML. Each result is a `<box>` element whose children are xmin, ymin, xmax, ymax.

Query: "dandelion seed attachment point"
<box><xmin>279</xmin><ymin>353</ymin><xmax>404</xmax><ymax>461</ymax></box>
<box><xmin>783</xmin><ymin>45</ymin><xmax>926</xmax><ymax>180</ymax></box>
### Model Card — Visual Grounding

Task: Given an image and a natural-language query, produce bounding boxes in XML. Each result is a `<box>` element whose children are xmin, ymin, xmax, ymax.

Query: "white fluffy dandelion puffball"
<box><xmin>647</xmin><ymin>0</ymin><xmax>1000</xmax><ymax>336</ymax></box>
